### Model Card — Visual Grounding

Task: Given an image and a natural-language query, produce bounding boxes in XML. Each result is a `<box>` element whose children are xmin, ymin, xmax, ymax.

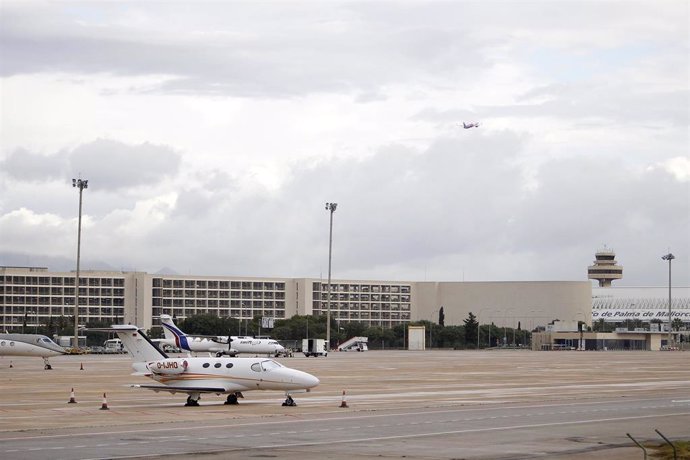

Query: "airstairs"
<box><xmin>337</xmin><ymin>336</ymin><xmax>368</xmax><ymax>352</ymax></box>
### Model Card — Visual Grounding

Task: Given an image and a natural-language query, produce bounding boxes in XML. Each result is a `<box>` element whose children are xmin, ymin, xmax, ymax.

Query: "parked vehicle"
<box><xmin>302</xmin><ymin>338</ymin><xmax>328</xmax><ymax>357</ymax></box>
<box><xmin>337</xmin><ymin>336</ymin><xmax>368</xmax><ymax>352</ymax></box>
<box><xmin>104</xmin><ymin>338</ymin><xmax>124</xmax><ymax>353</ymax></box>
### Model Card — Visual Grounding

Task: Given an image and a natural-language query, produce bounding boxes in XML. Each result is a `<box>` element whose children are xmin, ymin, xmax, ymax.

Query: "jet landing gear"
<box><xmin>43</xmin><ymin>357</ymin><xmax>53</xmax><ymax>370</ymax></box>
<box><xmin>224</xmin><ymin>392</ymin><xmax>243</xmax><ymax>405</ymax></box>
<box><xmin>185</xmin><ymin>393</ymin><xmax>201</xmax><ymax>406</ymax></box>
<box><xmin>282</xmin><ymin>394</ymin><xmax>296</xmax><ymax>407</ymax></box>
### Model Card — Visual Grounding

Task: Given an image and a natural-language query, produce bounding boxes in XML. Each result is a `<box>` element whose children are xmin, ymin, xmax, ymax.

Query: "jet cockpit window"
<box><xmin>251</xmin><ymin>363</ymin><xmax>262</xmax><ymax>372</ymax></box>
<box><xmin>261</xmin><ymin>360</ymin><xmax>283</xmax><ymax>371</ymax></box>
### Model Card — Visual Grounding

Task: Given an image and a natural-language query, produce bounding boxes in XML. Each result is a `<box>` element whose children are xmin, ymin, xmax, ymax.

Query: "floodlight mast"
<box><xmin>662</xmin><ymin>253</ymin><xmax>675</xmax><ymax>348</ymax></box>
<box><xmin>72</xmin><ymin>178</ymin><xmax>88</xmax><ymax>350</ymax></box>
<box><xmin>325</xmin><ymin>202</ymin><xmax>337</xmax><ymax>351</ymax></box>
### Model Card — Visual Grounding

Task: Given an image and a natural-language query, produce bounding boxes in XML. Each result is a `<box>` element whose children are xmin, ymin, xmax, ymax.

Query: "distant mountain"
<box><xmin>0</xmin><ymin>251</ymin><xmax>133</xmax><ymax>273</ymax></box>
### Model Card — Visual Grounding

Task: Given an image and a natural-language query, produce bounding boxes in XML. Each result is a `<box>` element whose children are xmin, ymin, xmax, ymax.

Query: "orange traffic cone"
<box><xmin>100</xmin><ymin>392</ymin><xmax>109</xmax><ymax>410</ymax></box>
<box><xmin>80</xmin><ymin>362</ymin><xmax>84</xmax><ymax>371</ymax></box>
<box><xmin>68</xmin><ymin>388</ymin><xmax>77</xmax><ymax>404</ymax></box>
<box><xmin>340</xmin><ymin>390</ymin><xmax>349</xmax><ymax>408</ymax></box>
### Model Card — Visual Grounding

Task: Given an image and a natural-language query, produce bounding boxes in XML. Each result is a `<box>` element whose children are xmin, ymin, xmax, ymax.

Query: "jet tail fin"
<box><xmin>159</xmin><ymin>314</ymin><xmax>189</xmax><ymax>350</ymax></box>
<box><xmin>89</xmin><ymin>325</ymin><xmax>168</xmax><ymax>362</ymax></box>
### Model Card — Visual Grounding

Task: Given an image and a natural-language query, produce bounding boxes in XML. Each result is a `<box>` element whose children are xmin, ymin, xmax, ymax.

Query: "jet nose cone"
<box><xmin>304</xmin><ymin>372</ymin><xmax>320</xmax><ymax>388</ymax></box>
<box><xmin>50</xmin><ymin>344</ymin><xmax>67</xmax><ymax>354</ymax></box>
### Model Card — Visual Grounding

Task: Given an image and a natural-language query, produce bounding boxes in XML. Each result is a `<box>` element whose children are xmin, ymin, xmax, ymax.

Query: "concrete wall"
<box><xmin>413</xmin><ymin>281</ymin><xmax>592</xmax><ymax>328</ymax></box>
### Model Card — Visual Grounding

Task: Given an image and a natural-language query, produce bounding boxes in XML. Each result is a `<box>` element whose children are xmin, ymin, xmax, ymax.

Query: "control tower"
<box><xmin>587</xmin><ymin>248</ymin><xmax>623</xmax><ymax>287</ymax></box>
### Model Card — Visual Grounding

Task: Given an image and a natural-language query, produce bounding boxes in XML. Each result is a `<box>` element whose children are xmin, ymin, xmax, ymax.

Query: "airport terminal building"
<box><xmin>1</xmin><ymin>266</ymin><xmax>593</xmax><ymax>332</ymax></box>
<box><xmin>2</xmin><ymin>265</ymin><xmax>687</xmax><ymax>338</ymax></box>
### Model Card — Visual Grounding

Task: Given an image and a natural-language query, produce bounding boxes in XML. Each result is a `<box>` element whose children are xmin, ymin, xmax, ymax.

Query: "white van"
<box><xmin>104</xmin><ymin>338</ymin><xmax>124</xmax><ymax>354</ymax></box>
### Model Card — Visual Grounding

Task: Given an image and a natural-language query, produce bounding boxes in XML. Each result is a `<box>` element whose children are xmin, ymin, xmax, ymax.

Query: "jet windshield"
<box><xmin>261</xmin><ymin>360</ymin><xmax>284</xmax><ymax>371</ymax></box>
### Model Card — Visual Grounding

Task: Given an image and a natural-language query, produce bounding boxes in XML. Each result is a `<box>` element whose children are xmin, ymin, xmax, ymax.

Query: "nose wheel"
<box><xmin>185</xmin><ymin>394</ymin><xmax>201</xmax><ymax>406</ymax></box>
<box><xmin>282</xmin><ymin>394</ymin><xmax>296</xmax><ymax>407</ymax></box>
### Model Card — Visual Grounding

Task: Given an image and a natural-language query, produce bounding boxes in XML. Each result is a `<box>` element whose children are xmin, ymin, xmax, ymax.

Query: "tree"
<box><xmin>438</xmin><ymin>307</ymin><xmax>445</xmax><ymax>327</ymax></box>
<box><xmin>463</xmin><ymin>312</ymin><xmax>478</xmax><ymax>348</ymax></box>
<box><xmin>178</xmin><ymin>314</ymin><xmax>224</xmax><ymax>335</ymax></box>
<box><xmin>438</xmin><ymin>325</ymin><xmax>463</xmax><ymax>348</ymax></box>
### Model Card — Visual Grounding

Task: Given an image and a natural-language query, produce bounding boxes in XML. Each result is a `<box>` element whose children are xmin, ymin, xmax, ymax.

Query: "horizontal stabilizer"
<box><xmin>87</xmin><ymin>325</ymin><xmax>138</xmax><ymax>332</ymax></box>
<box><xmin>87</xmin><ymin>325</ymin><xmax>168</xmax><ymax>361</ymax></box>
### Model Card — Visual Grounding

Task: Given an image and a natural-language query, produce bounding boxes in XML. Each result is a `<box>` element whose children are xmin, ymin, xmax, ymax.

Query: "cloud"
<box><xmin>1</xmin><ymin>148</ymin><xmax>66</xmax><ymax>182</ymax></box>
<box><xmin>657</xmin><ymin>157</ymin><xmax>690</xmax><ymax>182</ymax></box>
<box><xmin>68</xmin><ymin>139</ymin><xmax>181</xmax><ymax>191</ymax></box>
<box><xmin>1</xmin><ymin>139</ymin><xmax>181</xmax><ymax>191</ymax></box>
<box><xmin>0</xmin><ymin>2</ymin><xmax>687</xmax><ymax>288</ymax></box>
<box><xmin>0</xmin><ymin>2</ymin><xmax>493</xmax><ymax>98</ymax></box>
<box><xmin>0</xmin><ymin>130</ymin><xmax>687</xmax><ymax>286</ymax></box>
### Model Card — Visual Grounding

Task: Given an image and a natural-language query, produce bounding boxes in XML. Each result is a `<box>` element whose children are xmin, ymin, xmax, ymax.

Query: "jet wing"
<box><xmin>131</xmin><ymin>384</ymin><xmax>228</xmax><ymax>394</ymax></box>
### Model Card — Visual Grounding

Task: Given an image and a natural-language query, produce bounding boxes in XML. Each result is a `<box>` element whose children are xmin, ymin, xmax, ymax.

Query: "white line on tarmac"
<box><xmin>71</xmin><ymin>411</ymin><xmax>690</xmax><ymax>460</ymax></box>
<box><xmin>1</xmin><ymin>396</ymin><xmax>688</xmax><ymax>442</ymax></box>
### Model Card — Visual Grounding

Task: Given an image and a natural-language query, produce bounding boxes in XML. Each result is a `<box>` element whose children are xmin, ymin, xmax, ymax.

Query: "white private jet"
<box><xmin>91</xmin><ymin>325</ymin><xmax>318</xmax><ymax>406</ymax></box>
<box><xmin>0</xmin><ymin>333</ymin><xmax>67</xmax><ymax>369</ymax></box>
<box><xmin>462</xmin><ymin>121</ymin><xmax>480</xmax><ymax>129</ymax></box>
<box><xmin>159</xmin><ymin>314</ymin><xmax>286</xmax><ymax>357</ymax></box>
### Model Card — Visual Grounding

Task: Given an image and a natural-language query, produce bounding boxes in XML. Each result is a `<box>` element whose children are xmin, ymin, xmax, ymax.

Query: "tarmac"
<box><xmin>1</xmin><ymin>349</ymin><xmax>689</xmax><ymax>459</ymax></box>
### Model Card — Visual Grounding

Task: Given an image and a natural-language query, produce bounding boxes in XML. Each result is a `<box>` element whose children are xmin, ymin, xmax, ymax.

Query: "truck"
<box><xmin>302</xmin><ymin>338</ymin><xmax>328</xmax><ymax>357</ymax></box>
<box><xmin>337</xmin><ymin>336</ymin><xmax>368</xmax><ymax>352</ymax></box>
<box><xmin>104</xmin><ymin>338</ymin><xmax>124</xmax><ymax>354</ymax></box>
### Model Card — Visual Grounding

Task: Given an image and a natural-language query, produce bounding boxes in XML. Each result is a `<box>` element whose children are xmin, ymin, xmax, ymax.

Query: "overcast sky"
<box><xmin>1</xmin><ymin>1</ymin><xmax>688</xmax><ymax>286</ymax></box>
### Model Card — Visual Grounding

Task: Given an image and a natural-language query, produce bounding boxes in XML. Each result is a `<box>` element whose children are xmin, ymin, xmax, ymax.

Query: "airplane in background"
<box><xmin>0</xmin><ymin>333</ymin><xmax>66</xmax><ymax>369</ymax></box>
<box><xmin>462</xmin><ymin>122</ymin><xmax>480</xmax><ymax>129</ymax></box>
<box><xmin>159</xmin><ymin>314</ymin><xmax>286</xmax><ymax>357</ymax></box>
<box><xmin>90</xmin><ymin>324</ymin><xmax>319</xmax><ymax>406</ymax></box>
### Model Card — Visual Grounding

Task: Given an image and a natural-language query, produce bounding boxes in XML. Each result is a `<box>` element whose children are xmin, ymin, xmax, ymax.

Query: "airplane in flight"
<box><xmin>159</xmin><ymin>314</ymin><xmax>286</xmax><ymax>357</ymax></box>
<box><xmin>0</xmin><ymin>333</ymin><xmax>66</xmax><ymax>369</ymax></box>
<box><xmin>462</xmin><ymin>122</ymin><xmax>480</xmax><ymax>129</ymax></box>
<box><xmin>90</xmin><ymin>324</ymin><xmax>319</xmax><ymax>406</ymax></box>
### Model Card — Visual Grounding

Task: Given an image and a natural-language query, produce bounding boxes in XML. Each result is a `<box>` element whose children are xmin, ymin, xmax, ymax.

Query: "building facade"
<box><xmin>2</xmin><ymin>266</ymin><xmax>593</xmax><ymax>333</ymax></box>
<box><xmin>592</xmin><ymin>286</ymin><xmax>690</xmax><ymax>323</ymax></box>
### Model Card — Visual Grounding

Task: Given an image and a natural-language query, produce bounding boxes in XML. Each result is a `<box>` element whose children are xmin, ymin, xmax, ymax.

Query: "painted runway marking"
<box><xmin>1</xmin><ymin>397</ymin><xmax>688</xmax><ymax>443</ymax></box>
<box><xmin>29</xmin><ymin>410</ymin><xmax>688</xmax><ymax>460</ymax></box>
<box><xmin>3</xmin><ymin>408</ymin><xmax>689</xmax><ymax>456</ymax></box>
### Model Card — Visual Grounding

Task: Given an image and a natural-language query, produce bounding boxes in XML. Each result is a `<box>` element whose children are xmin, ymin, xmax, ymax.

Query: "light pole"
<box><xmin>662</xmin><ymin>253</ymin><xmax>675</xmax><ymax>348</ymax></box>
<box><xmin>528</xmin><ymin>309</ymin><xmax>542</xmax><ymax>349</ymax></box>
<box><xmin>489</xmin><ymin>310</ymin><xmax>500</xmax><ymax>348</ymax></box>
<box><xmin>476</xmin><ymin>308</ymin><xmax>487</xmax><ymax>350</ymax></box>
<box><xmin>325</xmin><ymin>202</ymin><xmax>337</xmax><ymax>351</ymax></box>
<box><xmin>430</xmin><ymin>308</ymin><xmax>439</xmax><ymax>350</ymax></box>
<box><xmin>575</xmin><ymin>311</ymin><xmax>586</xmax><ymax>351</ymax></box>
<box><xmin>72</xmin><ymin>177</ymin><xmax>88</xmax><ymax>349</ymax></box>
<box><xmin>503</xmin><ymin>308</ymin><xmax>513</xmax><ymax>347</ymax></box>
